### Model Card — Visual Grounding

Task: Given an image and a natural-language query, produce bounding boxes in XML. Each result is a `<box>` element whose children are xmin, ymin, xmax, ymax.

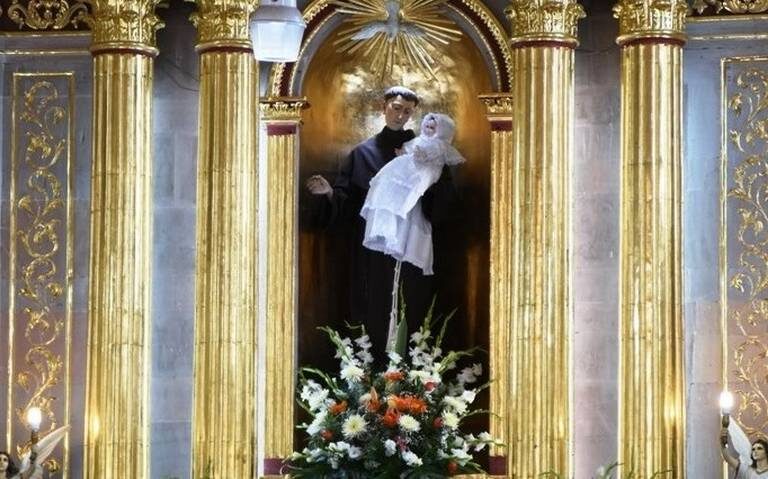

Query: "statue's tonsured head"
<box><xmin>382</xmin><ymin>86</ymin><xmax>419</xmax><ymax>130</ymax></box>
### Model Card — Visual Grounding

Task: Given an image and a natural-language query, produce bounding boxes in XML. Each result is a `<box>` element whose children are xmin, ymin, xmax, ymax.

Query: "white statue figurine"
<box><xmin>722</xmin><ymin>420</ymin><xmax>768</xmax><ymax>478</ymax></box>
<box><xmin>0</xmin><ymin>425</ymin><xmax>69</xmax><ymax>479</ymax></box>
<box><xmin>360</xmin><ymin>112</ymin><xmax>465</xmax><ymax>275</ymax></box>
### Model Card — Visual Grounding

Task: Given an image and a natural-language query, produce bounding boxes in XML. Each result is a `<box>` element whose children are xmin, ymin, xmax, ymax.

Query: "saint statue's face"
<box><xmin>753</xmin><ymin>442</ymin><xmax>767</xmax><ymax>461</ymax></box>
<box><xmin>0</xmin><ymin>453</ymin><xmax>9</xmax><ymax>472</ymax></box>
<box><xmin>383</xmin><ymin>95</ymin><xmax>416</xmax><ymax>131</ymax></box>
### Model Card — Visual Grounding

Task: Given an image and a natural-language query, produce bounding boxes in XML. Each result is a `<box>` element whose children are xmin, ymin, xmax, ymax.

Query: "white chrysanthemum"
<box><xmin>306</xmin><ymin>410</ymin><xmax>327</xmax><ymax>435</ymax></box>
<box><xmin>342</xmin><ymin>414</ymin><xmax>367</xmax><ymax>439</ymax></box>
<box><xmin>443</xmin><ymin>395</ymin><xmax>468</xmax><ymax>414</ymax></box>
<box><xmin>401</xmin><ymin>450</ymin><xmax>423</xmax><ymax>467</ymax></box>
<box><xmin>340</xmin><ymin>364</ymin><xmax>364</xmax><ymax>382</ymax></box>
<box><xmin>461</xmin><ymin>389</ymin><xmax>477</xmax><ymax>404</ymax></box>
<box><xmin>442</xmin><ymin>411</ymin><xmax>460</xmax><ymax>429</ymax></box>
<box><xmin>398</xmin><ymin>414</ymin><xmax>421</xmax><ymax>432</ymax></box>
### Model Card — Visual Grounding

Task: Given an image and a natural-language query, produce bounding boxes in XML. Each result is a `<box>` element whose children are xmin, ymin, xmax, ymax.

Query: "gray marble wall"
<box><xmin>573</xmin><ymin>12</ymin><xmax>621</xmax><ymax>477</ymax></box>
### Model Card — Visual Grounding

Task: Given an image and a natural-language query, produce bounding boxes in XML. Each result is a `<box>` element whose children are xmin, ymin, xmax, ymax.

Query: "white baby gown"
<box><xmin>360</xmin><ymin>113</ymin><xmax>465</xmax><ymax>275</ymax></box>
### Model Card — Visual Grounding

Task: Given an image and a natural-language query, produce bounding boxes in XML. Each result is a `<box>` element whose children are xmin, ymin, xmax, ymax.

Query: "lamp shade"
<box><xmin>250</xmin><ymin>0</ymin><xmax>305</xmax><ymax>62</ymax></box>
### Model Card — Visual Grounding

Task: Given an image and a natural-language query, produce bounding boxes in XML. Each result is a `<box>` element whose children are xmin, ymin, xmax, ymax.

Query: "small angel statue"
<box><xmin>0</xmin><ymin>426</ymin><xmax>69</xmax><ymax>479</ymax></box>
<box><xmin>722</xmin><ymin>420</ymin><xmax>768</xmax><ymax>478</ymax></box>
<box><xmin>360</xmin><ymin>112</ymin><xmax>465</xmax><ymax>275</ymax></box>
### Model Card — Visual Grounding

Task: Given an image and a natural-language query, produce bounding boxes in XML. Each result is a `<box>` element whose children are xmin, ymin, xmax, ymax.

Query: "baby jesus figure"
<box><xmin>360</xmin><ymin>113</ymin><xmax>465</xmax><ymax>275</ymax></box>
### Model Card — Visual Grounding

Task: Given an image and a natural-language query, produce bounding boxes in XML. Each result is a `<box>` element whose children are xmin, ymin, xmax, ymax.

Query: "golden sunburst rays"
<box><xmin>331</xmin><ymin>0</ymin><xmax>462</xmax><ymax>78</ymax></box>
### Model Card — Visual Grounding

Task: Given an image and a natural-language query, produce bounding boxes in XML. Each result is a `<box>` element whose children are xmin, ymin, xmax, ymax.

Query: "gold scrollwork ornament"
<box><xmin>727</xmin><ymin>67</ymin><xmax>768</xmax><ymax>436</ymax></box>
<box><xmin>13</xmin><ymin>79</ymin><xmax>69</xmax><ymax>472</ymax></box>
<box><xmin>692</xmin><ymin>0</ymin><xmax>768</xmax><ymax>14</ymax></box>
<box><xmin>7</xmin><ymin>0</ymin><xmax>89</xmax><ymax>30</ymax></box>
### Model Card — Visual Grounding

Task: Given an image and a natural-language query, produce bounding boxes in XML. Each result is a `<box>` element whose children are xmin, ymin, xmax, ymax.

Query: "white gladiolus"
<box><xmin>443</xmin><ymin>395</ymin><xmax>468</xmax><ymax>414</ymax></box>
<box><xmin>306</xmin><ymin>410</ymin><xmax>327</xmax><ymax>435</ymax></box>
<box><xmin>461</xmin><ymin>389</ymin><xmax>477</xmax><ymax>404</ymax></box>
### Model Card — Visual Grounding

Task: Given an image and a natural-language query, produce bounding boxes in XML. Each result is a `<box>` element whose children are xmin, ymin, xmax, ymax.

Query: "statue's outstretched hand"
<box><xmin>306</xmin><ymin>175</ymin><xmax>333</xmax><ymax>198</ymax></box>
<box><xmin>721</xmin><ymin>427</ymin><xmax>729</xmax><ymax>447</ymax></box>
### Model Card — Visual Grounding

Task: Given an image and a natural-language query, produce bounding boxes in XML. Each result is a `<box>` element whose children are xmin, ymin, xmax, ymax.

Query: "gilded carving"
<box><xmin>82</xmin><ymin>0</ymin><xmax>164</xmax><ymax>50</ymax></box>
<box><xmin>692</xmin><ymin>0</ymin><xmax>768</xmax><ymax>14</ymax></box>
<box><xmin>505</xmin><ymin>0</ymin><xmax>585</xmax><ymax>42</ymax></box>
<box><xmin>7</xmin><ymin>0</ymin><xmax>89</xmax><ymax>30</ymax></box>
<box><xmin>331</xmin><ymin>0</ymin><xmax>461</xmax><ymax>77</ymax></box>
<box><xmin>613</xmin><ymin>0</ymin><xmax>687</xmax><ymax>38</ymax></box>
<box><xmin>725</xmin><ymin>64</ymin><xmax>768</xmax><ymax>436</ymax></box>
<box><xmin>260</xmin><ymin>97</ymin><xmax>308</xmax><ymax>121</ymax></box>
<box><xmin>268</xmin><ymin>0</ymin><xmax>513</xmax><ymax>96</ymax></box>
<box><xmin>10</xmin><ymin>75</ymin><xmax>73</xmax><ymax>476</ymax></box>
<box><xmin>479</xmin><ymin>93</ymin><xmax>514</xmax><ymax>118</ymax></box>
<box><xmin>190</xmin><ymin>0</ymin><xmax>256</xmax><ymax>47</ymax></box>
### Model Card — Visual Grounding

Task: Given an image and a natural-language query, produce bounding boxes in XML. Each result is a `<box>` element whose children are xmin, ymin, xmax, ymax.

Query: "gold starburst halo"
<box><xmin>330</xmin><ymin>0</ymin><xmax>462</xmax><ymax>78</ymax></box>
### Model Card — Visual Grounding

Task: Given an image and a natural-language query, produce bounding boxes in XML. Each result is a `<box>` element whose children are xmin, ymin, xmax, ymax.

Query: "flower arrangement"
<box><xmin>288</xmin><ymin>311</ymin><xmax>500</xmax><ymax>478</ymax></box>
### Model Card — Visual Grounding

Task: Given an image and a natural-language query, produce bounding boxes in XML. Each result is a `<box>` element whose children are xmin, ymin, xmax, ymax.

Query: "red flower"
<box><xmin>424</xmin><ymin>381</ymin><xmax>437</xmax><ymax>392</ymax></box>
<box><xmin>320</xmin><ymin>430</ymin><xmax>333</xmax><ymax>441</ymax></box>
<box><xmin>433</xmin><ymin>417</ymin><xmax>444</xmax><ymax>428</ymax></box>
<box><xmin>447</xmin><ymin>460</ymin><xmax>458</xmax><ymax>475</ymax></box>
<box><xmin>382</xmin><ymin>408</ymin><xmax>400</xmax><ymax>428</ymax></box>
<box><xmin>329</xmin><ymin>400</ymin><xmax>347</xmax><ymax>415</ymax></box>
<box><xmin>384</xmin><ymin>370</ymin><xmax>405</xmax><ymax>382</ymax></box>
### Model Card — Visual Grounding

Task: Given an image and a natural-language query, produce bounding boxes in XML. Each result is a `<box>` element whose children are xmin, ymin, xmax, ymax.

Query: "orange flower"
<box><xmin>366</xmin><ymin>388</ymin><xmax>381</xmax><ymax>413</ymax></box>
<box><xmin>388</xmin><ymin>395</ymin><xmax>428</xmax><ymax>414</ymax></box>
<box><xmin>406</xmin><ymin>397</ymin><xmax>427</xmax><ymax>414</ymax></box>
<box><xmin>384</xmin><ymin>370</ymin><xmax>405</xmax><ymax>382</ymax></box>
<box><xmin>382</xmin><ymin>408</ymin><xmax>400</xmax><ymax>428</ymax></box>
<box><xmin>329</xmin><ymin>400</ymin><xmax>347</xmax><ymax>415</ymax></box>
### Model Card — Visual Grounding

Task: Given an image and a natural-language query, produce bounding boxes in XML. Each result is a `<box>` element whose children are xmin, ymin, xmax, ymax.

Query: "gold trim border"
<box><xmin>7</xmin><ymin>71</ymin><xmax>75</xmax><ymax>478</ymax></box>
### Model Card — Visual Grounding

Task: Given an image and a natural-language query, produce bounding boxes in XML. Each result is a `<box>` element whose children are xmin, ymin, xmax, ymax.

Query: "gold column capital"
<box><xmin>191</xmin><ymin>0</ymin><xmax>257</xmax><ymax>52</ymax></box>
<box><xmin>83</xmin><ymin>0</ymin><xmax>164</xmax><ymax>55</ymax></box>
<box><xmin>505</xmin><ymin>0</ymin><xmax>585</xmax><ymax>47</ymax></box>
<box><xmin>479</xmin><ymin>93</ymin><xmax>514</xmax><ymax>120</ymax></box>
<box><xmin>260</xmin><ymin>97</ymin><xmax>309</xmax><ymax>122</ymax></box>
<box><xmin>613</xmin><ymin>0</ymin><xmax>687</xmax><ymax>46</ymax></box>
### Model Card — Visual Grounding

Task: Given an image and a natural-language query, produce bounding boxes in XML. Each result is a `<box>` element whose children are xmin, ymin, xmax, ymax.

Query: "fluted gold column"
<box><xmin>190</xmin><ymin>2</ymin><xmax>258</xmax><ymax>477</ymax></box>
<box><xmin>613</xmin><ymin>1</ymin><xmax>686</xmax><ymax>477</ymax></box>
<box><xmin>478</xmin><ymin>93</ymin><xmax>514</xmax><ymax>478</ymax></box>
<box><xmin>504</xmin><ymin>1</ymin><xmax>583</xmax><ymax>476</ymax></box>
<box><xmin>259</xmin><ymin>97</ymin><xmax>307</xmax><ymax>476</ymax></box>
<box><xmin>83</xmin><ymin>2</ymin><xmax>162</xmax><ymax>478</ymax></box>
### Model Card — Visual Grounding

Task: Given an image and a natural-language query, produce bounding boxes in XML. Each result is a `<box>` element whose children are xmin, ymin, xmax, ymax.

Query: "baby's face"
<box><xmin>422</xmin><ymin>117</ymin><xmax>437</xmax><ymax>137</ymax></box>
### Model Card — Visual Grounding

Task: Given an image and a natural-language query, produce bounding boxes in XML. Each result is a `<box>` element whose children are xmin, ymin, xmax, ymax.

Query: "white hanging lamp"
<box><xmin>250</xmin><ymin>0</ymin><xmax>306</xmax><ymax>62</ymax></box>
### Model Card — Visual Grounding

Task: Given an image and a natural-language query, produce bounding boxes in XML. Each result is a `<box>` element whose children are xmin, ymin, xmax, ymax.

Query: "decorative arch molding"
<box><xmin>267</xmin><ymin>0</ymin><xmax>513</xmax><ymax>96</ymax></box>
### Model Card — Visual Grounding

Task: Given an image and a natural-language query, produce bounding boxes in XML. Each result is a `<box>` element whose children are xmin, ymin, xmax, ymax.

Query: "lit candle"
<box><xmin>26</xmin><ymin>407</ymin><xmax>42</xmax><ymax>432</ymax></box>
<box><xmin>720</xmin><ymin>390</ymin><xmax>735</xmax><ymax>416</ymax></box>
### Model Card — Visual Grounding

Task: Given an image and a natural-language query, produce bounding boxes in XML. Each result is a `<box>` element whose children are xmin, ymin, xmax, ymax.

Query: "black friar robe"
<box><xmin>316</xmin><ymin>126</ymin><xmax>460</xmax><ymax>360</ymax></box>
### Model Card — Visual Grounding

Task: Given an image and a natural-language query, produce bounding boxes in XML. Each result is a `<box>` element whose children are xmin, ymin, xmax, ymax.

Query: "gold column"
<box><xmin>190</xmin><ymin>2</ymin><xmax>258</xmax><ymax>477</ymax></box>
<box><xmin>504</xmin><ymin>1</ymin><xmax>583</xmax><ymax>476</ymax></box>
<box><xmin>259</xmin><ymin>97</ymin><xmax>307</xmax><ymax>476</ymax></box>
<box><xmin>478</xmin><ymin>93</ymin><xmax>514</xmax><ymax>478</ymax></box>
<box><xmin>613</xmin><ymin>1</ymin><xmax>686</xmax><ymax>477</ymax></box>
<box><xmin>83</xmin><ymin>2</ymin><xmax>162</xmax><ymax>478</ymax></box>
